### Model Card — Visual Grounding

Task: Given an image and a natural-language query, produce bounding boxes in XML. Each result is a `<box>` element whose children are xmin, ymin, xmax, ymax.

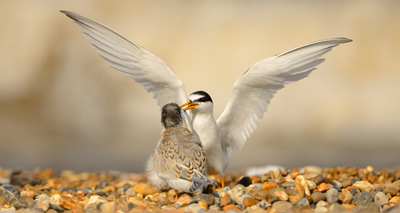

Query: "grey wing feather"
<box><xmin>60</xmin><ymin>10</ymin><xmax>188</xmax><ymax>109</ymax></box>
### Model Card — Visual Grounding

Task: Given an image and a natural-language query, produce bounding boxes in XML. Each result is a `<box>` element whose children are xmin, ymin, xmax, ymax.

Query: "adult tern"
<box><xmin>61</xmin><ymin>10</ymin><xmax>352</xmax><ymax>185</ymax></box>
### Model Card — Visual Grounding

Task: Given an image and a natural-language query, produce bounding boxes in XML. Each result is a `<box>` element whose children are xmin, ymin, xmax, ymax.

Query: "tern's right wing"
<box><xmin>60</xmin><ymin>11</ymin><xmax>187</xmax><ymax>109</ymax></box>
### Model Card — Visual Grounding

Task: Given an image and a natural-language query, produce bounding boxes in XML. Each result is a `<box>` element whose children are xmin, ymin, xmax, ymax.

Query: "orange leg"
<box><xmin>174</xmin><ymin>189</ymin><xmax>179</xmax><ymax>202</ymax></box>
<box><xmin>221</xmin><ymin>176</ymin><xmax>225</xmax><ymax>188</ymax></box>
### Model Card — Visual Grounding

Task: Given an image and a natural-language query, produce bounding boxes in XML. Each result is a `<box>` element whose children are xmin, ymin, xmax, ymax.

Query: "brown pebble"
<box><xmin>100</xmin><ymin>202</ymin><xmax>116</xmax><ymax>213</ymax></box>
<box><xmin>341</xmin><ymin>204</ymin><xmax>357</xmax><ymax>211</ymax></box>
<box><xmin>132</xmin><ymin>183</ymin><xmax>158</xmax><ymax>196</ymax></box>
<box><xmin>102</xmin><ymin>186</ymin><xmax>115</xmax><ymax>193</ymax></box>
<box><xmin>383</xmin><ymin>187</ymin><xmax>398</xmax><ymax>196</ymax></box>
<box><xmin>70</xmin><ymin>203</ymin><xmax>84</xmax><ymax>213</ymax></box>
<box><xmin>260</xmin><ymin>181</ymin><xmax>276</xmax><ymax>191</ymax></box>
<box><xmin>198</xmin><ymin>200</ymin><xmax>208</xmax><ymax>210</ymax></box>
<box><xmin>317</xmin><ymin>183</ymin><xmax>329</xmax><ymax>192</ymax></box>
<box><xmin>389</xmin><ymin>196</ymin><xmax>400</xmax><ymax>205</ymax></box>
<box><xmin>250</xmin><ymin>189</ymin><xmax>268</xmax><ymax>200</ymax></box>
<box><xmin>339</xmin><ymin>189</ymin><xmax>353</xmax><ymax>204</ymax></box>
<box><xmin>223</xmin><ymin>204</ymin><xmax>242</xmax><ymax>212</ymax></box>
<box><xmin>342</xmin><ymin>180</ymin><xmax>352</xmax><ymax>188</ymax></box>
<box><xmin>20</xmin><ymin>190</ymin><xmax>35</xmax><ymax>198</ymax></box>
<box><xmin>289</xmin><ymin>184</ymin><xmax>305</xmax><ymax>205</ymax></box>
<box><xmin>175</xmin><ymin>194</ymin><xmax>192</xmax><ymax>207</ymax></box>
<box><xmin>219</xmin><ymin>192</ymin><xmax>231</xmax><ymax>206</ymax></box>
<box><xmin>243</xmin><ymin>197</ymin><xmax>258</xmax><ymax>207</ymax></box>
<box><xmin>127</xmin><ymin>196</ymin><xmax>149</xmax><ymax>207</ymax></box>
<box><xmin>373</xmin><ymin>183</ymin><xmax>383</xmax><ymax>191</ymax></box>
<box><xmin>59</xmin><ymin>196</ymin><xmax>77</xmax><ymax>210</ymax></box>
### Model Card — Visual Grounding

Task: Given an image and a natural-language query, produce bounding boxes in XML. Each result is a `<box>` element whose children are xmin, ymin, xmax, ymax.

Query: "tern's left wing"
<box><xmin>216</xmin><ymin>37</ymin><xmax>352</xmax><ymax>158</ymax></box>
<box><xmin>60</xmin><ymin>11</ymin><xmax>187</xmax><ymax>109</ymax></box>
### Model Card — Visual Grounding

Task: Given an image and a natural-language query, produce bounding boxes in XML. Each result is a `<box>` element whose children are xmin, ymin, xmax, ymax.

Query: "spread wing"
<box><xmin>216</xmin><ymin>37</ymin><xmax>352</xmax><ymax>158</ymax></box>
<box><xmin>60</xmin><ymin>11</ymin><xmax>187</xmax><ymax>108</ymax></box>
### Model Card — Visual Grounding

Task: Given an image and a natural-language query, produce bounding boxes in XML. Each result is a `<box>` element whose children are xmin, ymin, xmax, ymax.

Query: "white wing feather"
<box><xmin>217</xmin><ymin>37</ymin><xmax>352</xmax><ymax>158</ymax></box>
<box><xmin>60</xmin><ymin>11</ymin><xmax>187</xmax><ymax>109</ymax></box>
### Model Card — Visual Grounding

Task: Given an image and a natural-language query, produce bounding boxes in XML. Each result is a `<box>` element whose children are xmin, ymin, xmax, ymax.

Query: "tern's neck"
<box><xmin>191</xmin><ymin>109</ymin><xmax>214</xmax><ymax>123</ymax></box>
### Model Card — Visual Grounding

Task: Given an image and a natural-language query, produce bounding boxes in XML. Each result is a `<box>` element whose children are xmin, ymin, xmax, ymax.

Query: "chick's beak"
<box><xmin>181</xmin><ymin>101</ymin><xmax>200</xmax><ymax>111</ymax></box>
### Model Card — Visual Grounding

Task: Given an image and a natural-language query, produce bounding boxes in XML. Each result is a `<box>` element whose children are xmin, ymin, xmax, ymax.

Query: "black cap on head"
<box><xmin>161</xmin><ymin>103</ymin><xmax>182</xmax><ymax>128</ymax></box>
<box><xmin>190</xmin><ymin>91</ymin><xmax>213</xmax><ymax>103</ymax></box>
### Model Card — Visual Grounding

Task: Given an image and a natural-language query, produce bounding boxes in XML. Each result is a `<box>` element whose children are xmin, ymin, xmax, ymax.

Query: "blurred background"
<box><xmin>1</xmin><ymin>1</ymin><xmax>399</xmax><ymax>173</ymax></box>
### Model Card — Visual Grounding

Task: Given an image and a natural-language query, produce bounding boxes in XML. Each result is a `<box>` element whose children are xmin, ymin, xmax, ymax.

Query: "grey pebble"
<box><xmin>11</xmin><ymin>198</ymin><xmax>28</xmax><ymax>209</ymax></box>
<box><xmin>192</xmin><ymin>194</ymin><xmax>215</xmax><ymax>206</ymax></box>
<box><xmin>311</xmin><ymin>192</ymin><xmax>326</xmax><ymax>204</ymax></box>
<box><xmin>256</xmin><ymin>199</ymin><xmax>271</xmax><ymax>209</ymax></box>
<box><xmin>126</xmin><ymin>187</ymin><xmax>136</xmax><ymax>196</ymax></box>
<box><xmin>185</xmin><ymin>203</ymin><xmax>206</xmax><ymax>213</ymax></box>
<box><xmin>296</xmin><ymin>198</ymin><xmax>309</xmax><ymax>207</ymax></box>
<box><xmin>2</xmin><ymin>185</ymin><xmax>20</xmax><ymax>198</ymax></box>
<box><xmin>326</xmin><ymin>188</ymin><xmax>339</xmax><ymax>204</ymax></box>
<box><xmin>353</xmin><ymin>191</ymin><xmax>373</xmax><ymax>208</ymax></box>
<box><xmin>332</xmin><ymin>180</ymin><xmax>343</xmax><ymax>190</ymax></box>
<box><xmin>218</xmin><ymin>186</ymin><xmax>232</xmax><ymax>195</ymax></box>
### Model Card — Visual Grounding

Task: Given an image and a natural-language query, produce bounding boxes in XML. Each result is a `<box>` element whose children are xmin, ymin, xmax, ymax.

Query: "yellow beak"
<box><xmin>181</xmin><ymin>101</ymin><xmax>200</xmax><ymax>111</ymax></box>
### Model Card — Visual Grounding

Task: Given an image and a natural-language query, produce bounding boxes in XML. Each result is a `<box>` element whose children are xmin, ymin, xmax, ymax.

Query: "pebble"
<box><xmin>353</xmin><ymin>181</ymin><xmax>375</xmax><ymax>192</ymax></box>
<box><xmin>332</xmin><ymin>180</ymin><xmax>343</xmax><ymax>190</ymax></box>
<box><xmin>132</xmin><ymin>182</ymin><xmax>158</xmax><ymax>196</ymax></box>
<box><xmin>353</xmin><ymin>191</ymin><xmax>373</xmax><ymax>208</ymax></box>
<box><xmin>311</xmin><ymin>191</ymin><xmax>326</xmax><ymax>204</ymax></box>
<box><xmin>37</xmin><ymin>198</ymin><xmax>50</xmax><ymax>211</ymax></box>
<box><xmin>20</xmin><ymin>190</ymin><xmax>35</xmax><ymax>199</ymax></box>
<box><xmin>316</xmin><ymin>200</ymin><xmax>329</xmax><ymax>207</ymax></box>
<box><xmin>304</xmin><ymin>173</ymin><xmax>324</xmax><ymax>185</ymax></box>
<box><xmin>193</xmin><ymin>193</ymin><xmax>214</xmax><ymax>206</ymax></box>
<box><xmin>231</xmin><ymin>184</ymin><xmax>250</xmax><ymax>204</ymax></box>
<box><xmin>0</xmin><ymin>167</ymin><xmax>399</xmax><ymax>213</ymax></box>
<box><xmin>249</xmin><ymin>189</ymin><xmax>268</xmax><ymax>201</ymax></box>
<box><xmin>176</xmin><ymin>194</ymin><xmax>193</xmax><ymax>207</ymax></box>
<box><xmin>389</xmin><ymin>196</ymin><xmax>400</xmax><ymax>205</ymax></box>
<box><xmin>235</xmin><ymin>176</ymin><xmax>252</xmax><ymax>187</ymax></box>
<box><xmin>307</xmin><ymin>180</ymin><xmax>317</xmax><ymax>190</ymax></box>
<box><xmin>273</xmin><ymin>189</ymin><xmax>288</xmax><ymax>201</ymax></box>
<box><xmin>2</xmin><ymin>185</ymin><xmax>20</xmax><ymax>197</ymax></box>
<box><xmin>260</xmin><ymin>181</ymin><xmax>276</xmax><ymax>191</ymax></box>
<box><xmin>296</xmin><ymin>197</ymin><xmax>310</xmax><ymax>208</ymax></box>
<box><xmin>255</xmin><ymin>200</ymin><xmax>271</xmax><ymax>209</ymax></box>
<box><xmin>219</xmin><ymin>192</ymin><xmax>232</xmax><ymax>206</ymax></box>
<box><xmin>375</xmin><ymin>191</ymin><xmax>389</xmax><ymax>206</ymax></box>
<box><xmin>186</xmin><ymin>203</ymin><xmax>207</xmax><ymax>213</ymax></box>
<box><xmin>271</xmin><ymin>201</ymin><xmax>293</xmax><ymax>212</ymax></box>
<box><xmin>326</xmin><ymin>188</ymin><xmax>339</xmax><ymax>204</ymax></box>
<box><xmin>339</xmin><ymin>188</ymin><xmax>353</xmax><ymax>204</ymax></box>
<box><xmin>242</xmin><ymin>197</ymin><xmax>258</xmax><ymax>207</ymax></box>
<box><xmin>288</xmin><ymin>184</ymin><xmax>305</xmax><ymax>205</ymax></box>
<box><xmin>317</xmin><ymin>183</ymin><xmax>330</xmax><ymax>192</ymax></box>
<box><xmin>383</xmin><ymin>187</ymin><xmax>398</xmax><ymax>196</ymax></box>
<box><xmin>49</xmin><ymin>194</ymin><xmax>62</xmax><ymax>205</ymax></box>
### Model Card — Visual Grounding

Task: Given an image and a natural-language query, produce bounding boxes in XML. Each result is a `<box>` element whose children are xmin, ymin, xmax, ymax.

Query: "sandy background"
<box><xmin>1</xmin><ymin>1</ymin><xmax>399</xmax><ymax>173</ymax></box>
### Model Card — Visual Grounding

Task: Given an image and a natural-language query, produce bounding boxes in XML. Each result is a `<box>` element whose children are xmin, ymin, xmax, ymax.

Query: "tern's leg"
<box><xmin>173</xmin><ymin>189</ymin><xmax>179</xmax><ymax>202</ymax></box>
